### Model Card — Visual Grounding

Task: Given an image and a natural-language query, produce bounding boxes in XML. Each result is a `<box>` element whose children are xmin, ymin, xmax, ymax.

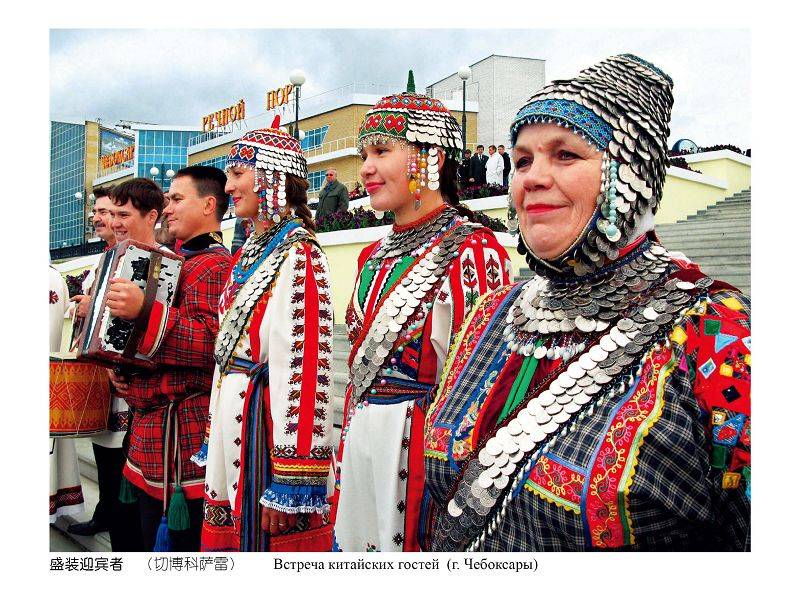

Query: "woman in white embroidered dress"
<box><xmin>198</xmin><ymin>122</ymin><xmax>334</xmax><ymax>552</ymax></box>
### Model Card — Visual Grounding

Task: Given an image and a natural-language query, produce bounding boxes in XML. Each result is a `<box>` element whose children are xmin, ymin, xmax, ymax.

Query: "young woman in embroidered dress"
<box><xmin>197</xmin><ymin>119</ymin><xmax>335</xmax><ymax>552</ymax></box>
<box><xmin>331</xmin><ymin>80</ymin><xmax>513</xmax><ymax>551</ymax></box>
<box><xmin>421</xmin><ymin>55</ymin><xmax>751</xmax><ymax>551</ymax></box>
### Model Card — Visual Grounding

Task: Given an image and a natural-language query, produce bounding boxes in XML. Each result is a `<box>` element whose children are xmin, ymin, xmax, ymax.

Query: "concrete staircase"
<box><xmin>518</xmin><ymin>189</ymin><xmax>751</xmax><ymax>296</ymax></box>
<box><xmin>656</xmin><ymin>188</ymin><xmax>750</xmax><ymax>296</ymax></box>
<box><xmin>331</xmin><ymin>324</ymin><xmax>348</xmax><ymax>434</ymax></box>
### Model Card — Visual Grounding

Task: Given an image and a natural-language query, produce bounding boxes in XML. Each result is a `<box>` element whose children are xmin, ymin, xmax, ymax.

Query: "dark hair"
<box><xmin>174</xmin><ymin>165</ymin><xmax>229</xmax><ymax>222</ymax></box>
<box><xmin>285</xmin><ymin>174</ymin><xmax>315</xmax><ymax>231</ymax></box>
<box><xmin>440</xmin><ymin>156</ymin><xmax>475</xmax><ymax>221</ymax></box>
<box><xmin>476</xmin><ymin>144</ymin><xmax>484</xmax><ymax>150</ymax></box>
<box><xmin>110</xmin><ymin>178</ymin><xmax>164</xmax><ymax>217</ymax></box>
<box><xmin>489</xmin><ymin>145</ymin><xmax>497</xmax><ymax>151</ymax></box>
<box><xmin>464</xmin><ymin>149</ymin><xmax>472</xmax><ymax>155</ymax></box>
<box><xmin>92</xmin><ymin>185</ymin><xmax>114</xmax><ymax>199</ymax></box>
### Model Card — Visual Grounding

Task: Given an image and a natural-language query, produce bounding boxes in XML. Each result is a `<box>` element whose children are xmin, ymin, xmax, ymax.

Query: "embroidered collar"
<box><xmin>392</xmin><ymin>203</ymin><xmax>448</xmax><ymax>233</ymax></box>
<box><xmin>369</xmin><ymin>205</ymin><xmax>461</xmax><ymax>262</ymax></box>
<box><xmin>232</xmin><ymin>218</ymin><xmax>303</xmax><ymax>285</ymax></box>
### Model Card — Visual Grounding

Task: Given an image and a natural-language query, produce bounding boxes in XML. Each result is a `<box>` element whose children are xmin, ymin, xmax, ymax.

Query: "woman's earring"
<box><xmin>407</xmin><ymin>147</ymin><xmax>422</xmax><ymax>210</ymax></box>
<box><xmin>256</xmin><ymin>170</ymin><xmax>269</xmax><ymax>222</ymax></box>
<box><xmin>426</xmin><ymin>146</ymin><xmax>440</xmax><ymax>192</ymax></box>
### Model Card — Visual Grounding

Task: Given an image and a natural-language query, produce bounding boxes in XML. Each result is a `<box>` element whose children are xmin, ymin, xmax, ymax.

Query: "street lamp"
<box><xmin>150</xmin><ymin>165</ymin><xmax>175</xmax><ymax>189</ymax></box>
<box><xmin>289</xmin><ymin>69</ymin><xmax>306</xmax><ymax>140</ymax></box>
<box><xmin>458</xmin><ymin>66</ymin><xmax>471</xmax><ymax>155</ymax></box>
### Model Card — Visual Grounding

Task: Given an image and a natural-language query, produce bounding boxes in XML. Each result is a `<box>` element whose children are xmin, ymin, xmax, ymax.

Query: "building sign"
<box><xmin>100</xmin><ymin>144</ymin><xmax>134</xmax><ymax>169</ymax></box>
<box><xmin>99</xmin><ymin>128</ymin><xmax>135</xmax><ymax>170</ymax></box>
<box><xmin>202</xmin><ymin>99</ymin><xmax>246</xmax><ymax>133</ymax></box>
<box><xmin>266</xmin><ymin>84</ymin><xmax>295</xmax><ymax>111</ymax></box>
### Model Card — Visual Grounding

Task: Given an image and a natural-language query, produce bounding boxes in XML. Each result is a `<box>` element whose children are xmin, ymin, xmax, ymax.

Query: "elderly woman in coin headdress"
<box><xmin>331</xmin><ymin>77</ymin><xmax>513</xmax><ymax>551</ymax></box>
<box><xmin>421</xmin><ymin>55</ymin><xmax>751</xmax><ymax>551</ymax></box>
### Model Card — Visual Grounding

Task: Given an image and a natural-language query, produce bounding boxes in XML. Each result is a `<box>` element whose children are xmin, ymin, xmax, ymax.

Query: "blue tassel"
<box><xmin>153</xmin><ymin>516</ymin><xmax>172</xmax><ymax>552</ymax></box>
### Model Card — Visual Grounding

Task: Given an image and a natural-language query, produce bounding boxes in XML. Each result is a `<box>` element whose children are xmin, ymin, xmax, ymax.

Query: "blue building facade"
<box><xmin>135</xmin><ymin>128</ymin><xmax>201</xmax><ymax>190</ymax></box>
<box><xmin>50</xmin><ymin>121</ymin><xmax>86</xmax><ymax>251</ymax></box>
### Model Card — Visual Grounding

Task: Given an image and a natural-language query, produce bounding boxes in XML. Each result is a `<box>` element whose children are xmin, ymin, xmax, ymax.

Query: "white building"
<box><xmin>426</xmin><ymin>55</ymin><xmax>546</xmax><ymax>148</ymax></box>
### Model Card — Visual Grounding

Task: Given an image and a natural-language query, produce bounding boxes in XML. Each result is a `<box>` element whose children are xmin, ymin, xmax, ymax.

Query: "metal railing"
<box><xmin>305</xmin><ymin>136</ymin><xmax>359</xmax><ymax>160</ymax></box>
<box><xmin>50</xmin><ymin>240</ymin><xmax>107</xmax><ymax>262</ymax></box>
<box><xmin>189</xmin><ymin>121</ymin><xmax>249</xmax><ymax>147</ymax></box>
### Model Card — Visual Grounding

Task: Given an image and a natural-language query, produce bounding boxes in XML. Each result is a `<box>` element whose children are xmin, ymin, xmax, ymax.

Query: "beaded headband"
<box><xmin>511</xmin><ymin>53</ymin><xmax>674</xmax><ymax>276</ymax></box>
<box><xmin>227</xmin><ymin>116</ymin><xmax>308</xmax><ymax>223</ymax></box>
<box><xmin>357</xmin><ymin>91</ymin><xmax>463</xmax><ymax>161</ymax></box>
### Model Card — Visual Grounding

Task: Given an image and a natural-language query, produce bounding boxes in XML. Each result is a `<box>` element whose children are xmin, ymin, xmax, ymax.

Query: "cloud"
<box><xmin>50</xmin><ymin>28</ymin><xmax>750</xmax><ymax>148</ymax></box>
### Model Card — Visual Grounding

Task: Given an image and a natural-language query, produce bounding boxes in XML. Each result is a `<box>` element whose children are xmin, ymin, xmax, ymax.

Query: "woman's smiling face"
<box><xmin>359</xmin><ymin>142</ymin><xmax>414</xmax><ymax>214</ymax></box>
<box><xmin>511</xmin><ymin>123</ymin><xmax>603</xmax><ymax>260</ymax></box>
<box><xmin>225</xmin><ymin>166</ymin><xmax>259</xmax><ymax>220</ymax></box>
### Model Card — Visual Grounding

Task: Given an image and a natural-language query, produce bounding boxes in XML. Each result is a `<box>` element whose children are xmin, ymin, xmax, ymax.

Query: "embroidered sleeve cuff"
<box><xmin>259</xmin><ymin>483</ymin><xmax>329</xmax><ymax>515</ymax></box>
<box><xmin>138</xmin><ymin>301</ymin><xmax>169</xmax><ymax>357</ymax></box>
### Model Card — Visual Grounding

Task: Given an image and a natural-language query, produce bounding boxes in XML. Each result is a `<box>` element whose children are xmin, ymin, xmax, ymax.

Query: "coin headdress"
<box><xmin>358</xmin><ymin>71</ymin><xmax>464</xmax><ymax>208</ymax></box>
<box><xmin>226</xmin><ymin>115</ymin><xmax>309</xmax><ymax>223</ymax></box>
<box><xmin>510</xmin><ymin>54</ymin><xmax>674</xmax><ymax>276</ymax></box>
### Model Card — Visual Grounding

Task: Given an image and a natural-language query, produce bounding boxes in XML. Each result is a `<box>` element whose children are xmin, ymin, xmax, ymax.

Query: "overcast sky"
<box><xmin>50</xmin><ymin>29</ymin><xmax>750</xmax><ymax>149</ymax></box>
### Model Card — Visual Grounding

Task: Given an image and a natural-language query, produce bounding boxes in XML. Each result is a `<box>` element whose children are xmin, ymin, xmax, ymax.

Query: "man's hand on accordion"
<box><xmin>69</xmin><ymin>294</ymin><xmax>91</xmax><ymax>319</ymax></box>
<box><xmin>107</xmin><ymin>278</ymin><xmax>145</xmax><ymax>321</ymax></box>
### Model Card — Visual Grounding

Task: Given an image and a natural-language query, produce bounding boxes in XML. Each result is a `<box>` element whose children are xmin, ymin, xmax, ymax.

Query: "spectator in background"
<box><xmin>316</xmin><ymin>168</ymin><xmax>349</xmax><ymax>219</ymax></box>
<box><xmin>469</xmin><ymin>144</ymin><xmax>488</xmax><ymax>186</ymax></box>
<box><xmin>485</xmin><ymin>144</ymin><xmax>503</xmax><ymax>186</ymax></box>
<box><xmin>458</xmin><ymin>149</ymin><xmax>472</xmax><ymax>187</ymax></box>
<box><xmin>498</xmin><ymin>144</ymin><xmax>511</xmax><ymax>187</ymax></box>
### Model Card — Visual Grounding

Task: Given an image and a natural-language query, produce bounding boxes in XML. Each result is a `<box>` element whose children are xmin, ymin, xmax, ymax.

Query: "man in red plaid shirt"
<box><xmin>107</xmin><ymin>170</ymin><xmax>232</xmax><ymax>551</ymax></box>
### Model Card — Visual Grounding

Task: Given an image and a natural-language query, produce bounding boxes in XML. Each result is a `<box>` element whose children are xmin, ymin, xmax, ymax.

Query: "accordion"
<box><xmin>77</xmin><ymin>240</ymin><xmax>183</xmax><ymax>369</ymax></box>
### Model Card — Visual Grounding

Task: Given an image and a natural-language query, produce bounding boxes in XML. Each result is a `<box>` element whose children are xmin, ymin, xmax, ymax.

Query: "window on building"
<box><xmin>301</xmin><ymin>125</ymin><xmax>329</xmax><ymax>151</ymax></box>
<box><xmin>136</xmin><ymin>129</ymin><xmax>201</xmax><ymax>190</ymax></box>
<box><xmin>308</xmin><ymin>169</ymin><xmax>327</xmax><ymax>192</ymax></box>
<box><xmin>50</xmin><ymin>122</ymin><xmax>86</xmax><ymax>249</ymax></box>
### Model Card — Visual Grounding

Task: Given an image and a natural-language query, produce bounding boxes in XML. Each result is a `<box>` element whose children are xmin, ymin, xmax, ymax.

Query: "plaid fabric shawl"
<box><xmin>423</xmin><ymin>281</ymin><xmax>751</xmax><ymax>551</ymax></box>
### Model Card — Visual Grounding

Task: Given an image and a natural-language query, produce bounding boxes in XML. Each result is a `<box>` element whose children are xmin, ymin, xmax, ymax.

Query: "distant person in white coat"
<box><xmin>485</xmin><ymin>144</ymin><xmax>504</xmax><ymax>186</ymax></box>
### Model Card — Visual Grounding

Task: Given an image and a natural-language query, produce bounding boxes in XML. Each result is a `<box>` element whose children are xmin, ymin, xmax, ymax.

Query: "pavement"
<box><xmin>50</xmin><ymin>525</ymin><xmax>86</xmax><ymax>552</ymax></box>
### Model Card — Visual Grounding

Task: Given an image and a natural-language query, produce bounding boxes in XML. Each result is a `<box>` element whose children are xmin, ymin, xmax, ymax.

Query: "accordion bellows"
<box><xmin>77</xmin><ymin>240</ymin><xmax>183</xmax><ymax>370</ymax></box>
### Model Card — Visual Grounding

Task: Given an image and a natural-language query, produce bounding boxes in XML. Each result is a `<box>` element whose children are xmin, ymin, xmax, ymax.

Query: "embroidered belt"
<box><xmin>226</xmin><ymin>356</ymin><xmax>271</xmax><ymax>552</ymax></box>
<box><xmin>224</xmin><ymin>357</ymin><xmax>267</xmax><ymax>381</ymax></box>
<box><xmin>364</xmin><ymin>376</ymin><xmax>432</xmax><ymax>409</ymax></box>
